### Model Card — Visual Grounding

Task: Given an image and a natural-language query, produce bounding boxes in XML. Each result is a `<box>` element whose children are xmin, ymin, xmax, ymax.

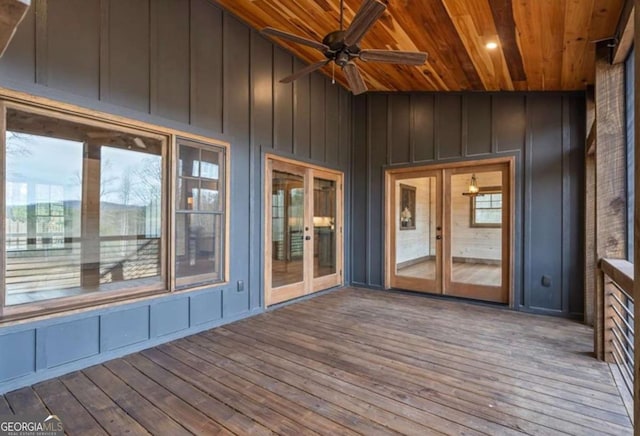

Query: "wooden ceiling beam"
<box><xmin>0</xmin><ymin>0</ymin><xmax>30</xmax><ymax>58</ymax></box>
<box><xmin>612</xmin><ymin>0</ymin><xmax>635</xmax><ymax>64</ymax></box>
<box><xmin>488</xmin><ymin>0</ymin><xmax>526</xmax><ymax>83</ymax></box>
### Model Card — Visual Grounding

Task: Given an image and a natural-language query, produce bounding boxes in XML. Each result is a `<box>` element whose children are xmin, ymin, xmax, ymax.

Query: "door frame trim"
<box><xmin>384</xmin><ymin>156</ymin><xmax>516</xmax><ymax>307</ymax></box>
<box><xmin>263</xmin><ymin>154</ymin><xmax>344</xmax><ymax>307</ymax></box>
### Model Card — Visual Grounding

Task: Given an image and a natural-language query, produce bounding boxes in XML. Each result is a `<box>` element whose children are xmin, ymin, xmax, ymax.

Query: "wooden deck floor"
<box><xmin>0</xmin><ymin>288</ymin><xmax>633</xmax><ymax>435</ymax></box>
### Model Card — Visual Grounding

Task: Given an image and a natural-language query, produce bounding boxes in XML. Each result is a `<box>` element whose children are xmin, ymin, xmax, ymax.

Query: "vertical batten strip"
<box><xmin>33</xmin><ymin>0</ymin><xmax>46</xmax><ymax>85</ymax></box>
<box><xmin>0</xmin><ymin>102</ymin><xmax>4</xmax><ymax>316</ymax></box>
<box><xmin>98</xmin><ymin>0</ymin><xmax>109</xmax><ymax>102</ymax></box>
<box><xmin>633</xmin><ymin>0</ymin><xmax>639</xmax><ymax>428</ymax></box>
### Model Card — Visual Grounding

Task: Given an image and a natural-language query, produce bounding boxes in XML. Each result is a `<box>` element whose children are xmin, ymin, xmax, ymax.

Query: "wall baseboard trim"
<box><xmin>452</xmin><ymin>256</ymin><xmax>501</xmax><ymax>265</ymax></box>
<box><xmin>0</xmin><ymin>307</ymin><xmax>263</xmax><ymax>395</ymax></box>
<box><xmin>396</xmin><ymin>255</ymin><xmax>435</xmax><ymax>269</ymax></box>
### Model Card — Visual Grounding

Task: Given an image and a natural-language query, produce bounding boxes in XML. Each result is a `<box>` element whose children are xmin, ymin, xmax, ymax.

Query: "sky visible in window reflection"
<box><xmin>6</xmin><ymin>132</ymin><xmax>160</xmax><ymax>208</ymax></box>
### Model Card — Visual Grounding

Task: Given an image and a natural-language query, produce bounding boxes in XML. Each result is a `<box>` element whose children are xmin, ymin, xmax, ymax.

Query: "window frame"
<box><xmin>173</xmin><ymin>137</ymin><xmax>227</xmax><ymax>289</ymax></box>
<box><xmin>469</xmin><ymin>186</ymin><xmax>502</xmax><ymax>229</ymax></box>
<box><xmin>0</xmin><ymin>93</ymin><xmax>230</xmax><ymax>323</ymax></box>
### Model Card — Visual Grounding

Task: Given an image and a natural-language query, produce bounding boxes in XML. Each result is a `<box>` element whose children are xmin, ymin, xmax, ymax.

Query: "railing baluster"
<box><xmin>598</xmin><ymin>258</ymin><xmax>635</xmax><ymax>406</ymax></box>
<box><xmin>610</xmin><ymin>291</ymin><xmax>634</xmax><ymax>318</ymax></box>
<box><xmin>611</xmin><ymin>326</ymin><xmax>634</xmax><ymax>363</ymax></box>
<box><xmin>611</xmin><ymin>341</ymin><xmax>634</xmax><ymax>395</ymax></box>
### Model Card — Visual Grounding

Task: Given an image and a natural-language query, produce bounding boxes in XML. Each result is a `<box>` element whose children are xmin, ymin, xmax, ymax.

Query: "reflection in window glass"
<box><xmin>4</xmin><ymin>108</ymin><xmax>164</xmax><ymax>306</ymax></box>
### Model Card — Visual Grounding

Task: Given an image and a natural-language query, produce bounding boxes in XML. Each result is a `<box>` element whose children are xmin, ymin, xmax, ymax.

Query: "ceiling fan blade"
<box><xmin>280</xmin><ymin>59</ymin><xmax>331</xmax><ymax>83</ymax></box>
<box><xmin>360</xmin><ymin>49</ymin><xmax>428</xmax><ymax>65</ymax></box>
<box><xmin>262</xmin><ymin>27</ymin><xmax>329</xmax><ymax>52</ymax></box>
<box><xmin>343</xmin><ymin>61</ymin><xmax>367</xmax><ymax>95</ymax></box>
<box><xmin>343</xmin><ymin>0</ymin><xmax>387</xmax><ymax>47</ymax></box>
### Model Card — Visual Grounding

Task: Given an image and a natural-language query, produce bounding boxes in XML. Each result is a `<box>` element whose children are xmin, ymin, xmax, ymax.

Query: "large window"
<box><xmin>175</xmin><ymin>139</ymin><xmax>226</xmax><ymax>288</ymax></box>
<box><xmin>4</xmin><ymin>106</ymin><xmax>165</xmax><ymax>307</ymax></box>
<box><xmin>1</xmin><ymin>101</ymin><xmax>228</xmax><ymax>319</ymax></box>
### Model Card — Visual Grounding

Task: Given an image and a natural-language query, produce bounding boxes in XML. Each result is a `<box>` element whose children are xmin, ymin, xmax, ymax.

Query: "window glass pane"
<box><xmin>452</xmin><ymin>171</ymin><xmax>502</xmax><ymax>286</ymax></box>
<box><xmin>176</xmin><ymin>213</ymin><xmax>222</xmax><ymax>282</ymax></box>
<box><xmin>178</xmin><ymin>145</ymin><xmax>200</xmax><ymax>177</ymax></box>
<box><xmin>6</xmin><ymin>132</ymin><xmax>83</xmax><ymax>305</ymax></box>
<box><xmin>99</xmin><ymin>147</ymin><xmax>162</xmax><ymax>286</ymax></box>
<box><xmin>177</xmin><ymin>178</ymin><xmax>199</xmax><ymax>210</ymax></box>
<box><xmin>271</xmin><ymin>170</ymin><xmax>304</xmax><ymax>287</ymax></box>
<box><xmin>200</xmin><ymin>180</ymin><xmax>220</xmax><ymax>211</ymax></box>
<box><xmin>5</xmin><ymin>108</ymin><xmax>164</xmax><ymax>306</ymax></box>
<box><xmin>314</xmin><ymin>177</ymin><xmax>337</xmax><ymax>279</ymax></box>
<box><xmin>200</xmin><ymin>149</ymin><xmax>220</xmax><ymax>180</ymax></box>
<box><xmin>472</xmin><ymin>192</ymin><xmax>501</xmax><ymax>225</ymax></box>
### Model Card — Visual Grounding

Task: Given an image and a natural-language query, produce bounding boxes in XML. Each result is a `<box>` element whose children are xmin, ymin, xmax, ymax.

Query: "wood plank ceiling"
<box><xmin>213</xmin><ymin>0</ymin><xmax>624</xmax><ymax>91</ymax></box>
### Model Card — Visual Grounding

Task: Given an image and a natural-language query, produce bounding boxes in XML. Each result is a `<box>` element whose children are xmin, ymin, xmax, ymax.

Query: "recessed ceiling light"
<box><xmin>486</xmin><ymin>41</ymin><xmax>498</xmax><ymax>50</ymax></box>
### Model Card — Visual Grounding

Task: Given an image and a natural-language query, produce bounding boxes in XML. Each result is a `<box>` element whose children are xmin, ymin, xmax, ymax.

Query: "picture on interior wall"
<box><xmin>399</xmin><ymin>184</ymin><xmax>416</xmax><ymax>230</ymax></box>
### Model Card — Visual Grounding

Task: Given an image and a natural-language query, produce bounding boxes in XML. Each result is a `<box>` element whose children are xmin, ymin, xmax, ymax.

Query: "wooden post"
<box><xmin>595</xmin><ymin>264</ymin><xmax>605</xmax><ymax>360</ymax></box>
<box><xmin>0</xmin><ymin>0</ymin><xmax>30</xmax><ymax>57</ymax></box>
<box><xmin>594</xmin><ymin>43</ymin><xmax>627</xmax><ymax>361</ymax></box>
<box><xmin>634</xmin><ymin>1</ymin><xmax>640</xmax><ymax>429</ymax></box>
<box><xmin>585</xmin><ymin>87</ymin><xmax>596</xmax><ymax>327</ymax></box>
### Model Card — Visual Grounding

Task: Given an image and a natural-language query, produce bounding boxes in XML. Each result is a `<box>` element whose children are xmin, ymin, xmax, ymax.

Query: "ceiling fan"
<box><xmin>262</xmin><ymin>0</ymin><xmax>428</xmax><ymax>95</ymax></box>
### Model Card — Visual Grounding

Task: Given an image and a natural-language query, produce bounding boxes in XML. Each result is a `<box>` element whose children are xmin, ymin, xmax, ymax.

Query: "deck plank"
<box><xmin>141</xmin><ymin>347</ymin><xmax>325</xmax><ymax>435</ymax></box>
<box><xmin>83</xmin><ymin>365</ymin><xmax>191</xmax><ymax>436</ymax></box>
<box><xmin>201</xmin><ymin>328</ymin><xmax>580</xmax><ymax>435</ymax></box>
<box><xmin>103</xmin><ymin>359</ymin><xmax>233</xmax><ymax>436</ymax></box>
<box><xmin>224</xmin><ymin>317</ymin><xmax>627</xmax><ymax>435</ymax></box>
<box><xmin>0</xmin><ymin>393</ymin><xmax>13</xmax><ymax>415</ymax></box>
<box><xmin>187</xmin><ymin>332</ymin><xmax>524</xmax><ymax>435</ymax></box>
<box><xmin>124</xmin><ymin>353</ymin><xmax>273</xmax><ymax>436</ymax></box>
<box><xmin>169</xmin><ymin>339</ymin><xmax>401</xmax><ymax>436</ymax></box>
<box><xmin>4</xmin><ymin>387</ymin><xmax>49</xmax><ymax>417</ymax></box>
<box><xmin>276</xmin><ymin>302</ymin><xmax>626</xmax><ymax>411</ymax></box>
<box><xmin>232</xmin><ymin>312</ymin><xmax>630</xmax><ymax>434</ymax></box>
<box><xmin>32</xmin><ymin>378</ymin><xmax>107</xmax><ymax>435</ymax></box>
<box><xmin>178</xmin><ymin>335</ymin><xmax>453</xmax><ymax>436</ymax></box>
<box><xmin>1</xmin><ymin>288</ymin><xmax>633</xmax><ymax>435</ymax></box>
<box><xmin>59</xmin><ymin>371</ymin><xmax>150</xmax><ymax>435</ymax></box>
<box><xmin>284</xmin><ymin>298</ymin><xmax>620</xmax><ymax>396</ymax></box>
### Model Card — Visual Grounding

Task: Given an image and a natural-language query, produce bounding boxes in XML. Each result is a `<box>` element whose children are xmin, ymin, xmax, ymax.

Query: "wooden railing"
<box><xmin>598</xmin><ymin>258</ymin><xmax>634</xmax><ymax>415</ymax></box>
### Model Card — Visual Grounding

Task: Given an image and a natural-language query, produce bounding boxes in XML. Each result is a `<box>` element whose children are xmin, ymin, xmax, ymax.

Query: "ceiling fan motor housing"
<box><xmin>322</xmin><ymin>30</ymin><xmax>360</xmax><ymax>66</ymax></box>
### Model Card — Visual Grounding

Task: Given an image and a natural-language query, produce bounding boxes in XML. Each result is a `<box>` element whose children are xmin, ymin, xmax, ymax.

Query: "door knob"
<box><xmin>305</xmin><ymin>236</ymin><xmax>311</xmax><ymax>240</ymax></box>
<box><xmin>436</xmin><ymin>235</ymin><xmax>442</xmax><ymax>240</ymax></box>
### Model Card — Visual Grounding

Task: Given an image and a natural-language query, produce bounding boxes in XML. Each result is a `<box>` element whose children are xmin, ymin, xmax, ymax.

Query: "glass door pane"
<box><xmin>450</xmin><ymin>171</ymin><xmax>502</xmax><ymax>287</ymax></box>
<box><xmin>313</xmin><ymin>177</ymin><xmax>336</xmax><ymax>278</ymax></box>
<box><xmin>395</xmin><ymin>176</ymin><xmax>438</xmax><ymax>281</ymax></box>
<box><xmin>271</xmin><ymin>169</ymin><xmax>305</xmax><ymax>288</ymax></box>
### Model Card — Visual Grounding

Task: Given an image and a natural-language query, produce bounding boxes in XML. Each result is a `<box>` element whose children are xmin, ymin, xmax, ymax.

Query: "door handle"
<box><xmin>436</xmin><ymin>235</ymin><xmax>442</xmax><ymax>240</ymax></box>
<box><xmin>305</xmin><ymin>236</ymin><xmax>311</xmax><ymax>241</ymax></box>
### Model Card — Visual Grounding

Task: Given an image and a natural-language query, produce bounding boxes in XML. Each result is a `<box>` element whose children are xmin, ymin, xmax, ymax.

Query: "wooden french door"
<box><xmin>388</xmin><ymin>170</ymin><xmax>443</xmax><ymax>293</ymax></box>
<box><xmin>265</xmin><ymin>156</ymin><xmax>343</xmax><ymax>306</ymax></box>
<box><xmin>386</xmin><ymin>158</ymin><xmax>513</xmax><ymax>304</ymax></box>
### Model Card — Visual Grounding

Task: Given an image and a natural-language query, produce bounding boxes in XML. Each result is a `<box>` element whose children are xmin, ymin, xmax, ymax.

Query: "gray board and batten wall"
<box><xmin>350</xmin><ymin>92</ymin><xmax>585</xmax><ymax>317</ymax></box>
<box><xmin>0</xmin><ymin>0</ymin><xmax>352</xmax><ymax>394</ymax></box>
<box><xmin>0</xmin><ymin>0</ymin><xmax>584</xmax><ymax>394</ymax></box>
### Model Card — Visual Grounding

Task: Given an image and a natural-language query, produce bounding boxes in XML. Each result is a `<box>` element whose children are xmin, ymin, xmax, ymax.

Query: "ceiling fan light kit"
<box><xmin>262</xmin><ymin>0</ymin><xmax>428</xmax><ymax>95</ymax></box>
